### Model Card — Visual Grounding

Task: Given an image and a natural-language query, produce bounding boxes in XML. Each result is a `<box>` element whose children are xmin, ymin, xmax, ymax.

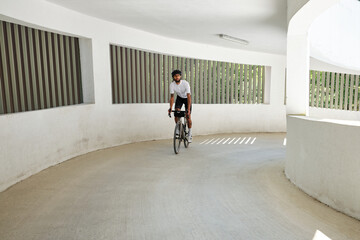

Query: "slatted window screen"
<box><xmin>110</xmin><ymin>45</ymin><xmax>266</xmax><ymax>104</ymax></box>
<box><xmin>309</xmin><ymin>70</ymin><xmax>360</xmax><ymax>111</ymax></box>
<box><xmin>0</xmin><ymin>20</ymin><xmax>83</xmax><ymax>115</ymax></box>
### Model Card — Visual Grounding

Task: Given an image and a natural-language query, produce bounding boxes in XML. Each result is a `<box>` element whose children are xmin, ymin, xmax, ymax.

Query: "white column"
<box><xmin>91</xmin><ymin>38</ymin><xmax>112</xmax><ymax>106</ymax></box>
<box><xmin>286</xmin><ymin>0</ymin><xmax>340</xmax><ymax>116</ymax></box>
<box><xmin>269</xmin><ymin>64</ymin><xmax>286</xmax><ymax>106</ymax></box>
<box><xmin>263</xmin><ymin>66</ymin><xmax>271</xmax><ymax>104</ymax></box>
<box><xmin>286</xmin><ymin>34</ymin><xmax>310</xmax><ymax>115</ymax></box>
<box><xmin>79</xmin><ymin>38</ymin><xmax>95</xmax><ymax>104</ymax></box>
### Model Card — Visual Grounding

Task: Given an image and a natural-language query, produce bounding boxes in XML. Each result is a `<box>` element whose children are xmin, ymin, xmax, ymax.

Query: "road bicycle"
<box><xmin>168</xmin><ymin>110</ymin><xmax>190</xmax><ymax>154</ymax></box>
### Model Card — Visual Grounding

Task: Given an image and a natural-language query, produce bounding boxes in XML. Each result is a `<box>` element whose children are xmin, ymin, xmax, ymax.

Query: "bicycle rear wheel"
<box><xmin>173</xmin><ymin>122</ymin><xmax>182</xmax><ymax>154</ymax></box>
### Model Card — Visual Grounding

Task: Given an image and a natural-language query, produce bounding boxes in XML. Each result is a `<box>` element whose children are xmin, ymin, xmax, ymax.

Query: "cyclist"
<box><xmin>168</xmin><ymin>69</ymin><xmax>193</xmax><ymax>142</ymax></box>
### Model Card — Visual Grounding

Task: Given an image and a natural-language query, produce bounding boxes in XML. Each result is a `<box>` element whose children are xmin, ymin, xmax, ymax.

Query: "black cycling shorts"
<box><xmin>175</xmin><ymin>96</ymin><xmax>192</xmax><ymax>113</ymax></box>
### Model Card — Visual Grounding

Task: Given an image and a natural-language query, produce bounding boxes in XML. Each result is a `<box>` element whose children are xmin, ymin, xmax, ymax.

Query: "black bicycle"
<box><xmin>168</xmin><ymin>110</ymin><xmax>190</xmax><ymax>154</ymax></box>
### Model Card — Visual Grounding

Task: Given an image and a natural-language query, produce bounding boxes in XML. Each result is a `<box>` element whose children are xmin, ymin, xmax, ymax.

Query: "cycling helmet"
<box><xmin>171</xmin><ymin>69</ymin><xmax>182</xmax><ymax>78</ymax></box>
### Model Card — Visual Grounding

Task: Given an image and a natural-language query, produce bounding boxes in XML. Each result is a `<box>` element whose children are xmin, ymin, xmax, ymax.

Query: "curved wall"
<box><xmin>286</xmin><ymin>0</ymin><xmax>360</xmax><ymax>221</ymax></box>
<box><xmin>0</xmin><ymin>0</ymin><xmax>286</xmax><ymax>192</ymax></box>
<box><xmin>285</xmin><ymin>116</ymin><xmax>360</xmax><ymax>220</ymax></box>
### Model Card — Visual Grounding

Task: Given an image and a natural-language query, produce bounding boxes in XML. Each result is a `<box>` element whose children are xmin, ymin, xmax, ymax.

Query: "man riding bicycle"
<box><xmin>168</xmin><ymin>70</ymin><xmax>193</xmax><ymax>143</ymax></box>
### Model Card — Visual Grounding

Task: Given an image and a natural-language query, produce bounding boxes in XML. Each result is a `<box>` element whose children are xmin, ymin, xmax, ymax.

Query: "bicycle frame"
<box><xmin>177</xmin><ymin>115</ymin><xmax>188</xmax><ymax>139</ymax></box>
<box><xmin>169</xmin><ymin>110</ymin><xmax>189</xmax><ymax>154</ymax></box>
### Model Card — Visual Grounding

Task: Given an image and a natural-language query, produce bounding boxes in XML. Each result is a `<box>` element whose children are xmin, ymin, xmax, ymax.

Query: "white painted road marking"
<box><xmin>234</xmin><ymin>137</ymin><xmax>241</xmax><ymax>144</ymax></box>
<box><xmin>228</xmin><ymin>138</ymin><xmax>236</xmax><ymax>144</ymax></box>
<box><xmin>200</xmin><ymin>139</ymin><xmax>209</xmax><ymax>145</ymax></box>
<box><xmin>205</xmin><ymin>138</ymin><xmax>215</xmax><ymax>144</ymax></box>
<box><xmin>223</xmin><ymin>138</ymin><xmax>231</xmax><ymax>144</ymax></box>
<box><xmin>200</xmin><ymin>136</ymin><xmax>259</xmax><ymax>146</ymax></box>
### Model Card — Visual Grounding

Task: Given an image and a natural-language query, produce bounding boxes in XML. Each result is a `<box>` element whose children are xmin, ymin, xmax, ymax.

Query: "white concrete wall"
<box><xmin>286</xmin><ymin>0</ymin><xmax>360</xmax><ymax>221</ymax></box>
<box><xmin>0</xmin><ymin>0</ymin><xmax>286</xmax><ymax>192</ymax></box>
<box><xmin>309</xmin><ymin>108</ymin><xmax>360</xmax><ymax>121</ymax></box>
<box><xmin>285</xmin><ymin>115</ymin><xmax>360</xmax><ymax>220</ymax></box>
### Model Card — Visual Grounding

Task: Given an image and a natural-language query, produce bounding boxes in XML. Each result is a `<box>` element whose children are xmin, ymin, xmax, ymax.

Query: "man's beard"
<box><xmin>175</xmin><ymin>79</ymin><xmax>180</xmax><ymax>83</ymax></box>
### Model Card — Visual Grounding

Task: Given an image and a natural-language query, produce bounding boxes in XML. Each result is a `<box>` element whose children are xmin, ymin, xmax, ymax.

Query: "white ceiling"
<box><xmin>310</xmin><ymin>0</ymin><xmax>360</xmax><ymax>71</ymax></box>
<box><xmin>47</xmin><ymin>0</ymin><xmax>288</xmax><ymax>54</ymax></box>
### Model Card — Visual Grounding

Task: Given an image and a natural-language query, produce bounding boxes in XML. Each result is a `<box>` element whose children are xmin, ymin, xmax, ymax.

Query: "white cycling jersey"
<box><xmin>169</xmin><ymin>80</ymin><xmax>191</xmax><ymax>98</ymax></box>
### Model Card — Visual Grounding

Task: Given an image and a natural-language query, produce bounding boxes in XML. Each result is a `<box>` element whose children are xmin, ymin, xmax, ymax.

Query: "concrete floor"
<box><xmin>0</xmin><ymin>133</ymin><xmax>359</xmax><ymax>240</ymax></box>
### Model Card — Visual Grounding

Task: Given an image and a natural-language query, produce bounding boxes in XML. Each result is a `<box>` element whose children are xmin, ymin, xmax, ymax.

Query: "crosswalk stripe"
<box><xmin>217</xmin><ymin>138</ymin><xmax>225</xmax><ymax>144</ymax></box>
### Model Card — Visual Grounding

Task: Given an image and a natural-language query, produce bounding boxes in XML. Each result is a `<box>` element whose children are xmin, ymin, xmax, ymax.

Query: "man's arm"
<box><xmin>169</xmin><ymin>94</ymin><xmax>174</xmax><ymax>114</ymax></box>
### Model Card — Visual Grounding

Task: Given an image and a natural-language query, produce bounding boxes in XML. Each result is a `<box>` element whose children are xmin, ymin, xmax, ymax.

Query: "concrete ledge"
<box><xmin>285</xmin><ymin>115</ymin><xmax>360</xmax><ymax>220</ymax></box>
<box><xmin>0</xmin><ymin>104</ymin><xmax>286</xmax><ymax>193</ymax></box>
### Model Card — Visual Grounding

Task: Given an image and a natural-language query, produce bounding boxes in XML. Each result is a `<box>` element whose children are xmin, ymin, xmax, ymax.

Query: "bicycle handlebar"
<box><xmin>168</xmin><ymin>110</ymin><xmax>187</xmax><ymax>118</ymax></box>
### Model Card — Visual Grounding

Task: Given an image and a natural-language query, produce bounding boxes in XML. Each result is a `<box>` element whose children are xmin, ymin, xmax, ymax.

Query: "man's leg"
<box><xmin>174</xmin><ymin>108</ymin><xmax>181</xmax><ymax>124</ymax></box>
<box><xmin>174</xmin><ymin>97</ymin><xmax>182</xmax><ymax>124</ymax></box>
<box><xmin>186</xmin><ymin>105</ymin><xmax>192</xmax><ymax>142</ymax></box>
<box><xmin>174</xmin><ymin>107</ymin><xmax>182</xmax><ymax>135</ymax></box>
<box><xmin>186</xmin><ymin>104</ymin><xmax>192</xmax><ymax>128</ymax></box>
<box><xmin>187</xmin><ymin>114</ymin><xmax>192</xmax><ymax>142</ymax></box>
<box><xmin>186</xmin><ymin>114</ymin><xmax>192</xmax><ymax>128</ymax></box>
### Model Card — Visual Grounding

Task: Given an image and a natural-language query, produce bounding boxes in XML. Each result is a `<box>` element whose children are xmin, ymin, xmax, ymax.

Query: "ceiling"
<box><xmin>47</xmin><ymin>0</ymin><xmax>288</xmax><ymax>54</ymax></box>
<box><xmin>310</xmin><ymin>0</ymin><xmax>360</xmax><ymax>71</ymax></box>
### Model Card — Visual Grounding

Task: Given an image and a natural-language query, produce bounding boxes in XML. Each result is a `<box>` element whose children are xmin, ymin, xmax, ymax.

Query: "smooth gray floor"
<box><xmin>0</xmin><ymin>133</ymin><xmax>359</xmax><ymax>240</ymax></box>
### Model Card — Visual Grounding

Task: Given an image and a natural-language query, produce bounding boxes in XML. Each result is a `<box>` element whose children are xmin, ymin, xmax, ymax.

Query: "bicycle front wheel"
<box><xmin>183</xmin><ymin>124</ymin><xmax>189</xmax><ymax>148</ymax></box>
<box><xmin>173</xmin><ymin>122</ymin><xmax>182</xmax><ymax>154</ymax></box>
